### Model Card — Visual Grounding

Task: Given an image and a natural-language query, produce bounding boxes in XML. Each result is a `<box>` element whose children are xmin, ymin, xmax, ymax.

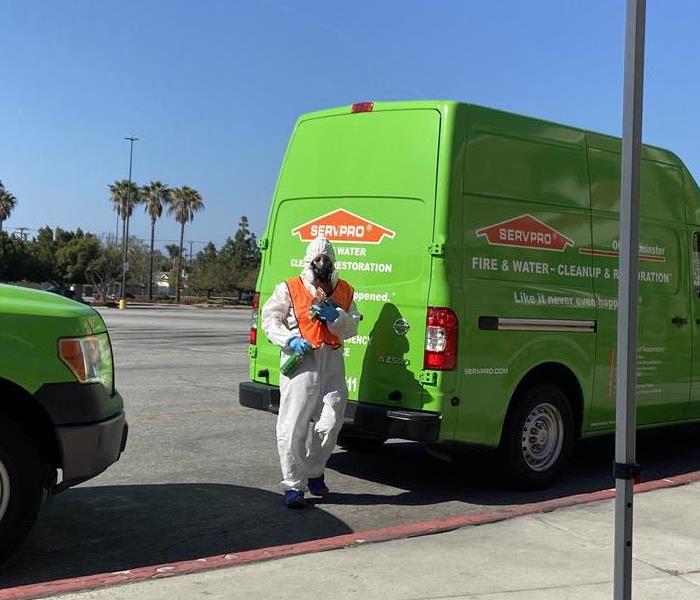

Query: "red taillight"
<box><xmin>249</xmin><ymin>292</ymin><xmax>260</xmax><ymax>345</ymax></box>
<box><xmin>351</xmin><ymin>102</ymin><xmax>374</xmax><ymax>113</ymax></box>
<box><xmin>424</xmin><ymin>307</ymin><xmax>458</xmax><ymax>371</ymax></box>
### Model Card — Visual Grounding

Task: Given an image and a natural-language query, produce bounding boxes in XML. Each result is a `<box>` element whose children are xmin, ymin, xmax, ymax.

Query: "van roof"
<box><xmin>297</xmin><ymin>100</ymin><xmax>683</xmax><ymax>168</ymax></box>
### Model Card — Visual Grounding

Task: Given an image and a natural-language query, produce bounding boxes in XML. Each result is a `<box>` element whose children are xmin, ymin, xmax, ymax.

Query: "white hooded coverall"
<box><xmin>261</xmin><ymin>237</ymin><xmax>361</xmax><ymax>492</ymax></box>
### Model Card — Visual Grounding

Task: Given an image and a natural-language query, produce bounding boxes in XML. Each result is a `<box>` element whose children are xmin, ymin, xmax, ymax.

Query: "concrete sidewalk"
<box><xmin>48</xmin><ymin>480</ymin><xmax>700</xmax><ymax>600</ymax></box>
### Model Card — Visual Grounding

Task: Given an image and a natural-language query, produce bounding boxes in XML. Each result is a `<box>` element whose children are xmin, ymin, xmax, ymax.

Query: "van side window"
<box><xmin>693</xmin><ymin>233</ymin><xmax>700</xmax><ymax>298</ymax></box>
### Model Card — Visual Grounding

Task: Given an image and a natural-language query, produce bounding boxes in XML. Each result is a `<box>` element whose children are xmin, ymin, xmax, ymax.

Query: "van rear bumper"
<box><xmin>239</xmin><ymin>381</ymin><xmax>440</xmax><ymax>443</ymax></box>
<box><xmin>239</xmin><ymin>381</ymin><xmax>281</xmax><ymax>413</ymax></box>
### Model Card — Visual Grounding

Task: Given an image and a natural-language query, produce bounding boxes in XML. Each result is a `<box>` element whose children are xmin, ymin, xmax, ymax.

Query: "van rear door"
<box><xmin>256</xmin><ymin>108</ymin><xmax>441</xmax><ymax>411</ymax></box>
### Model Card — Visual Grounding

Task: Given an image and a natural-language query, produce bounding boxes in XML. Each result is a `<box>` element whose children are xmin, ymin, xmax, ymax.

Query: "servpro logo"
<box><xmin>476</xmin><ymin>214</ymin><xmax>574</xmax><ymax>252</ymax></box>
<box><xmin>292</xmin><ymin>209</ymin><xmax>396</xmax><ymax>245</ymax></box>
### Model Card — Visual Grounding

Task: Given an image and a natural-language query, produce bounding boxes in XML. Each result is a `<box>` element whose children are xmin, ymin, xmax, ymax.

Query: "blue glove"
<box><xmin>311</xmin><ymin>301</ymin><xmax>339</xmax><ymax>323</ymax></box>
<box><xmin>287</xmin><ymin>336</ymin><xmax>312</xmax><ymax>355</ymax></box>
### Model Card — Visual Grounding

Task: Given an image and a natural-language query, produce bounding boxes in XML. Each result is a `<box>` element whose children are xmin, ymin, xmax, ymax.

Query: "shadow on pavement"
<box><xmin>326</xmin><ymin>422</ymin><xmax>700</xmax><ymax>507</ymax></box>
<box><xmin>3</xmin><ymin>425</ymin><xmax>699</xmax><ymax>589</ymax></box>
<box><xmin>0</xmin><ymin>483</ymin><xmax>351</xmax><ymax>588</ymax></box>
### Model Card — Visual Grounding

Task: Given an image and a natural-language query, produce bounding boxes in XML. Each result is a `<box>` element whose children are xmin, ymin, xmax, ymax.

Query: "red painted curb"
<box><xmin>2</xmin><ymin>470</ymin><xmax>699</xmax><ymax>600</ymax></box>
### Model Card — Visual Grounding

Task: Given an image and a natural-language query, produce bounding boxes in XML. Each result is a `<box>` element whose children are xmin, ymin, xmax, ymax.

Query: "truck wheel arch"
<box><xmin>501</xmin><ymin>362</ymin><xmax>584</xmax><ymax>445</ymax></box>
<box><xmin>0</xmin><ymin>378</ymin><xmax>61</xmax><ymax>480</ymax></box>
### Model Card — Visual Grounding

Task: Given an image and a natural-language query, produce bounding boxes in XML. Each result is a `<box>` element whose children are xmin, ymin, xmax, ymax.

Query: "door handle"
<box><xmin>671</xmin><ymin>316</ymin><xmax>688</xmax><ymax>326</ymax></box>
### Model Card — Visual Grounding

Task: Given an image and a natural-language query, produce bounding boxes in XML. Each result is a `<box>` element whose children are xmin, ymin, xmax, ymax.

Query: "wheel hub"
<box><xmin>534</xmin><ymin>422</ymin><xmax>548</xmax><ymax>446</ymax></box>
<box><xmin>521</xmin><ymin>402</ymin><xmax>564</xmax><ymax>472</ymax></box>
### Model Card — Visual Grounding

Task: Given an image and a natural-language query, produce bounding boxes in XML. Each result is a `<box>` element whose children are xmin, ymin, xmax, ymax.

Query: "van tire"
<box><xmin>499</xmin><ymin>383</ymin><xmax>574</xmax><ymax>489</ymax></box>
<box><xmin>337</xmin><ymin>432</ymin><xmax>387</xmax><ymax>452</ymax></box>
<box><xmin>0</xmin><ymin>419</ymin><xmax>45</xmax><ymax>563</ymax></box>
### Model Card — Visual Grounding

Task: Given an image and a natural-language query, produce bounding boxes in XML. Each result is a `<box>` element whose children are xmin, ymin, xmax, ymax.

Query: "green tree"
<box><xmin>162</xmin><ymin>244</ymin><xmax>181</xmax><ymax>293</ymax></box>
<box><xmin>141</xmin><ymin>181</ymin><xmax>172</xmax><ymax>300</ymax></box>
<box><xmin>218</xmin><ymin>216</ymin><xmax>261</xmax><ymax>293</ymax></box>
<box><xmin>55</xmin><ymin>231</ymin><xmax>102</xmax><ymax>286</ymax></box>
<box><xmin>0</xmin><ymin>232</ymin><xmax>31</xmax><ymax>282</ymax></box>
<box><xmin>126</xmin><ymin>237</ymin><xmax>151</xmax><ymax>292</ymax></box>
<box><xmin>188</xmin><ymin>242</ymin><xmax>220</xmax><ymax>298</ymax></box>
<box><xmin>30</xmin><ymin>226</ymin><xmax>58</xmax><ymax>282</ymax></box>
<box><xmin>151</xmin><ymin>248</ymin><xmax>169</xmax><ymax>273</ymax></box>
<box><xmin>0</xmin><ymin>181</ymin><xmax>18</xmax><ymax>232</ymax></box>
<box><xmin>169</xmin><ymin>186</ymin><xmax>204</xmax><ymax>302</ymax></box>
<box><xmin>54</xmin><ymin>227</ymin><xmax>76</xmax><ymax>247</ymax></box>
<box><xmin>86</xmin><ymin>240</ymin><xmax>121</xmax><ymax>299</ymax></box>
<box><xmin>165</xmin><ymin>243</ymin><xmax>180</xmax><ymax>266</ymax></box>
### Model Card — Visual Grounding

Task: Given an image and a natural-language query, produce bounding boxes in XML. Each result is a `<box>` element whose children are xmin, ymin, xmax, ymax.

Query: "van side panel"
<box><xmin>456</xmin><ymin>106</ymin><xmax>595</xmax><ymax>448</ymax></box>
<box><xmin>587</xmin><ymin>133</ymin><xmax>691</xmax><ymax>429</ymax></box>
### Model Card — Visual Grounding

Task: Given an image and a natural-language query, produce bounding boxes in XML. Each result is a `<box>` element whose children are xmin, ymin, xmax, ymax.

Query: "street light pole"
<box><xmin>120</xmin><ymin>136</ymin><xmax>139</xmax><ymax>305</ymax></box>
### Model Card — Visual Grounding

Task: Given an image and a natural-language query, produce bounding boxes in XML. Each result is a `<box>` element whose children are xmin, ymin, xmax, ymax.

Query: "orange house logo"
<box><xmin>292</xmin><ymin>209</ymin><xmax>396</xmax><ymax>244</ymax></box>
<box><xmin>476</xmin><ymin>214</ymin><xmax>574</xmax><ymax>252</ymax></box>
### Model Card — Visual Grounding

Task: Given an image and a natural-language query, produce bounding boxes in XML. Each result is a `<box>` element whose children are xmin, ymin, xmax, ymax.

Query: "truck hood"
<box><xmin>0</xmin><ymin>284</ymin><xmax>106</xmax><ymax>333</ymax></box>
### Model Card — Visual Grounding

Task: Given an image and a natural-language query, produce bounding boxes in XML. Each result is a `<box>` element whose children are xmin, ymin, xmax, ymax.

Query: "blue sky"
<box><xmin>1</xmin><ymin>1</ymin><xmax>699</xmax><ymax>253</ymax></box>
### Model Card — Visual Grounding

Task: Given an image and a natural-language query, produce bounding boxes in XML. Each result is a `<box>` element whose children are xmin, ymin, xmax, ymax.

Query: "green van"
<box><xmin>239</xmin><ymin>100</ymin><xmax>700</xmax><ymax>487</ymax></box>
<box><xmin>0</xmin><ymin>285</ymin><xmax>127</xmax><ymax>560</ymax></box>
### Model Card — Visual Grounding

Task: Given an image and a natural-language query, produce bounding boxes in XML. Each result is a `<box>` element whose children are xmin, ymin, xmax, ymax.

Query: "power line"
<box><xmin>152</xmin><ymin>239</ymin><xmax>208</xmax><ymax>244</ymax></box>
<box><xmin>8</xmin><ymin>227</ymin><xmax>212</xmax><ymax>249</ymax></box>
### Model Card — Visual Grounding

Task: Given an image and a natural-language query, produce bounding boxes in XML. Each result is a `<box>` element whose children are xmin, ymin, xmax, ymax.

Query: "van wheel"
<box><xmin>499</xmin><ymin>383</ymin><xmax>574</xmax><ymax>489</ymax></box>
<box><xmin>337</xmin><ymin>432</ymin><xmax>387</xmax><ymax>452</ymax></box>
<box><xmin>0</xmin><ymin>419</ymin><xmax>45</xmax><ymax>563</ymax></box>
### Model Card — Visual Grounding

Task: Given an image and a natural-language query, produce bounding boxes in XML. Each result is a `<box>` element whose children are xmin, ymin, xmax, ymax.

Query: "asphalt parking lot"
<box><xmin>2</xmin><ymin>306</ymin><xmax>700</xmax><ymax>588</ymax></box>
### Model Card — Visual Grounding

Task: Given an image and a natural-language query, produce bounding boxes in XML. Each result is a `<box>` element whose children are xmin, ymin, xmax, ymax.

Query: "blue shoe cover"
<box><xmin>308</xmin><ymin>475</ymin><xmax>329</xmax><ymax>497</ymax></box>
<box><xmin>284</xmin><ymin>489</ymin><xmax>306</xmax><ymax>508</ymax></box>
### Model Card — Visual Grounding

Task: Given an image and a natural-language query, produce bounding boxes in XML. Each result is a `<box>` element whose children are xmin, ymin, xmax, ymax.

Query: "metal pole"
<box><xmin>614</xmin><ymin>1</ymin><xmax>645</xmax><ymax>599</ymax></box>
<box><xmin>120</xmin><ymin>137</ymin><xmax>138</xmax><ymax>302</ymax></box>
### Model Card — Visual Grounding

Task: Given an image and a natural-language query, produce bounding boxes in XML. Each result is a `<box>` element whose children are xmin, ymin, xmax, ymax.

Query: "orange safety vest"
<box><xmin>285</xmin><ymin>277</ymin><xmax>354</xmax><ymax>349</ymax></box>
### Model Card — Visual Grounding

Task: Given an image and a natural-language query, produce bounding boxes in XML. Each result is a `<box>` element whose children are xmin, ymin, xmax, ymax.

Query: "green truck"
<box><xmin>240</xmin><ymin>100</ymin><xmax>700</xmax><ymax>487</ymax></box>
<box><xmin>0</xmin><ymin>285</ymin><xmax>127</xmax><ymax>560</ymax></box>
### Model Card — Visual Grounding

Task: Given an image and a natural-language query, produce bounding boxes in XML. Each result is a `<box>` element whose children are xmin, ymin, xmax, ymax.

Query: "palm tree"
<box><xmin>0</xmin><ymin>180</ymin><xmax>17</xmax><ymax>232</ymax></box>
<box><xmin>165</xmin><ymin>243</ymin><xmax>181</xmax><ymax>267</ymax></box>
<box><xmin>109</xmin><ymin>180</ymin><xmax>141</xmax><ymax>297</ymax></box>
<box><xmin>141</xmin><ymin>181</ymin><xmax>172</xmax><ymax>301</ymax></box>
<box><xmin>169</xmin><ymin>186</ymin><xmax>204</xmax><ymax>303</ymax></box>
<box><xmin>109</xmin><ymin>180</ymin><xmax>141</xmax><ymax>218</ymax></box>
<box><xmin>109</xmin><ymin>179</ymin><xmax>141</xmax><ymax>240</ymax></box>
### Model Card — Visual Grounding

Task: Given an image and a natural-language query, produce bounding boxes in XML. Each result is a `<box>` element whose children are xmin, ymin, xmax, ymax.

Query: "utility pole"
<box><xmin>614</xmin><ymin>1</ymin><xmax>646</xmax><ymax>599</ymax></box>
<box><xmin>14</xmin><ymin>227</ymin><xmax>29</xmax><ymax>241</ymax></box>
<box><xmin>120</xmin><ymin>136</ymin><xmax>139</xmax><ymax>307</ymax></box>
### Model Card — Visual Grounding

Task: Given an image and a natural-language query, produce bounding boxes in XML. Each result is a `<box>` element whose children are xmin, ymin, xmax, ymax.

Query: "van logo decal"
<box><xmin>392</xmin><ymin>319</ymin><xmax>410</xmax><ymax>335</ymax></box>
<box><xmin>578</xmin><ymin>247</ymin><xmax>666</xmax><ymax>263</ymax></box>
<box><xmin>292</xmin><ymin>209</ymin><xmax>396</xmax><ymax>245</ymax></box>
<box><xmin>476</xmin><ymin>214</ymin><xmax>574</xmax><ymax>252</ymax></box>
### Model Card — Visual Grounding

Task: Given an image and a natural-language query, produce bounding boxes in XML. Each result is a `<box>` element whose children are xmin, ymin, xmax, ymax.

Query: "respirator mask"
<box><xmin>311</xmin><ymin>256</ymin><xmax>334</xmax><ymax>283</ymax></box>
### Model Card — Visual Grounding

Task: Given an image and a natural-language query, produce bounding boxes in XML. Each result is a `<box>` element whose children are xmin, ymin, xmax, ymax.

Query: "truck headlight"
<box><xmin>59</xmin><ymin>333</ymin><xmax>114</xmax><ymax>393</ymax></box>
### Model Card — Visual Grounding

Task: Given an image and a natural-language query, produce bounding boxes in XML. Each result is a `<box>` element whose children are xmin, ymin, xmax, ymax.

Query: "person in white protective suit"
<box><xmin>261</xmin><ymin>237</ymin><xmax>361</xmax><ymax>508</ymax></box>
